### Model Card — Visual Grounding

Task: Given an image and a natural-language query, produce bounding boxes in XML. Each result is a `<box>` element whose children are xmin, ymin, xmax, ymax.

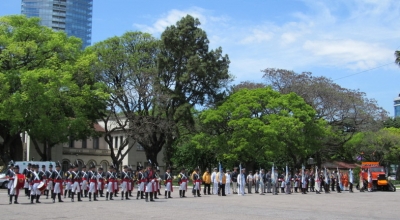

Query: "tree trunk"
<box><xmin>31</xmin><ymin>138</ymin><xmax>45</xmax><ymax>160</ymax></box>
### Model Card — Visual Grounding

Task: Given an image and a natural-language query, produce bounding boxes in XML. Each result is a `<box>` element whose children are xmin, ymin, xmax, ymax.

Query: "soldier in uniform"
<box><xmin>246</xmin><ymin>171</ymin><xmax>254</xmax><ymax>194</ymax></box>
<box><xmin>178</xmin><ymin>168</ymin><xmax>188</xmax><ymax>198</ymax></box>
<box><xmin>225</xmin><ymin>169</ymin><xmax>232</xmax><ymax>194</ymax></box>
<box><xmin>331</xmin><ymin>170</ymin><xmax>336</xmax><ymax>192</ymax></box>
<box><xmin>164</xmin><ymin>167</ymin><xmax>173</xmax><ymax>199</ymax></box>
<box><xmin>22</xmin><ymin>163</ymin><xmax>32</xmax><ymax>197</ymax></box>
<box><xmin>9</xmin><ymin>165</ymin><xmax>21</xmax><ymax>204</ymax></box>
<box><xmin>231</xmin><ymin>167</ymin><xmax>238</xmax><ymax>194</ymax></box>
<box><xmin>128</xmin><ymin>166</ymin><xmax>134</xmax><ymax>197</ymax></box>
<box><xmin>97</xmin><ymin>167</ymin><xmax>105</xmax><ymax>197</ymax></box>
<box><xmin>192</xmin><ymin>167</ymin><xmax>202</xmax><ymax>197</ymax></box>
<box><xmin>120</xmin><ymin>165</ymin><xmax>131</xmax><ymax>200</ymax></box>
<box><xmin>39</xmin><ymin>165</ymin><xmax>48</xmax><ymax>199</ymax></box>
<box><xmin>237</xmin><ymin>168</ymin><xmax>246</xmax><ymax>196</ymax></box>
<box><xmin>81</xmin><ymin>164</ymin><xmax>88</xmax><ymax>198</ymax></box>
<box><xmin>64</xmin><ymin>164</ymin><xmax>73</xmax><ymax>198</ymax></box>
<box><xmin>254</xmin><ymin>170</ymin><xmax>260</xmax><ymax>193</ymax></box>
<box><xmin>294</xmin><ymin>171</ymin><xmax>299</xmax><ymax>193</ymax></box>
<box><xmin>5</xmin><ymin>162</ymin><xmax>14</xmax><ymax>196</ymax></box>
<box><xmin>211</xmin><ymin>168</ymin><xmax>218</xmax><ymax>195</ymax></box>
<box><xmin>88</xmin><ymin>163</ymin><xmax>98</xmax><ymax>201</ymax></box>
<box><xmin>70</xmin><ymin>163</ymin><xmax>83</xmax><ymax>202</ymax></box>
<box><xmin>155</xmin><ymin>167</ymin><xmax>162</xmax><ymax>197</ymax></box>
<box><xmin>51</xmin><ymin>162</ymin><xmax>64</xmax><ymax>203</ymax></box>
<box><xmin>45</xmin><ymin>164</ymin><xmax>54</xmax><ymax>199</ymax></box>
<box><xmin>105</xmin><ymin>165</ymin><xmax>117</xmax><ymax>201</ymax></box>
<box><xmin>136</xmin><ymin>166</ymin><xmax>145</xmax><ymax>200</ymax></box>
<box><xmin>144</xmin><ymin>163</ymin><xmax>156</xmax><ymax>202</ymax></box>
<box><xmin>30</xmin><ymin>164</ymin><xmax>43</xmax><ymax>204</ymax></box>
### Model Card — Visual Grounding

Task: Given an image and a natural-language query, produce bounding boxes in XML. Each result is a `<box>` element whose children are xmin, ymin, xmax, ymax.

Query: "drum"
<box><xmin>13</xmin><ymin>174</ymin><xmax>25</xmax><ymax>189</ymax></box>
<box><xmin>37</xmin><ymin>181</ymin><xmax>47</xmax><ymax>192</ymax></box>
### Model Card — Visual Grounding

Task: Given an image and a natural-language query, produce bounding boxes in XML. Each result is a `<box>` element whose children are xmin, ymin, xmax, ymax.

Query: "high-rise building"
<box><xmin>21</xmin><ymin>0</ymin><xmax>93</xmax><ymax>48</ymax></box>
<box><xmin>395</xmin><ymin>94</ymin><xmax>400</xmax><ymax>118</ymax></box>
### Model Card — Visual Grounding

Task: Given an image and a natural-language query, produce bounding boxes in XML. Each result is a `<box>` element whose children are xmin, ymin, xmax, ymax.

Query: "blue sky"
<box><xmin>1</xmin><ymin>0</ymin><xmax>400</xmax><ymax>116</ymax></box>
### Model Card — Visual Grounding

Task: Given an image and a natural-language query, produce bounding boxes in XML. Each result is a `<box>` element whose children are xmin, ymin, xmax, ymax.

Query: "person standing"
<box><xmin>9</xmin><ymin>165</ymin><xmax>22</xmax><ymax>204</ymax></box>
<box><xmin>22</xmin><ymin>163</ymin><xmax>32</xmax><ymax>197</ymax></box>
<box><xmin>30</xmin><ymin>164</ymin><xmax>43</xmax><ymax>204</ymax></box>
<box><xmin>105</xmin><ymin>165</ymin><xmax>116</xmax><ymax>201</ymax></box>
<box><xmin>231</xmin><ymin>167</ymin><xmax>238</xmax><ymax>194</ymax></box>
<box><xmin>81</xmin><ymin>164</ymin><xmax>88</xmax><ymax>198</ymax></box>
<box><xmin>136</xmin><ymin>166</ymin><xmax>145</xmax><ymax>200</ymax></box>
<box><xmin>97</xmin><ymin>167</ymin><xmax>105</xmax><ymax>197</ymax></box>
<box><xmin>246</xmin><ymin>171</ymin><xmax>254</xmax><ymax>194</ymax></box>
<box><xmin>178</xmin><ymin>168</ymin><xmax>188</xmax><ymax>198</ymax></box>
<box><xmin>120</xmin><ymin>165</ymin><xmax>131</xmax><ymax>200</ymax></box>
<box><xmin>237</xmin><ymin>168</ymin><xmax>246</xmax><ymax>196</ymax></box>
<box><xmin>266</xmin><ymin>170</ymin><xmax>272</xmax><ymax>193</ymax></box>
<box><xmin>192</xmin><ymin>168</ymin><xmax>202</xmax><ymax>197</ymax></box>
<box><xmin>5</xmin><ymin>163</ymin><xmax>14</xmax><ymax>197</ymax></box>
<box><xmin>51</xmin><ymin>162</ymin><xmax>64</xmax><ymax>203</ymax></box>
<box><xmin>225</xmin><ymin>169</ymin><xmax>232</xmax><ymax>194</ymax></box>
<box><xmin>259</xmin><ymin>169</ymin><xmax>266</xmax><ymax>195</ymax></box>
<box><xmin>70</xmin><ymin>163</ymin><xmax>82</xmax><ymax>202</ymax></box>
<box><xmin>216</xmin><ymin>169</ymin><xmax>226</xmax><ymax>196</ymax></box>
<box><xmin>202</xmin><ymin>168</ymin><xmax>211</xmax><ymax>195</ymax></box>
<box><xmin>211</xmin><ymin>168</ymin><xmax>218</xmax><ymax>195</ymax></box>
<box><xmin>349</xmin><ymin>169</ymin><xmax>354</xmax><ymax>193</ymax></box>
<box><xmin>45</xmin><ymin>164</ymin><xmax>54</xmax><ymax>199</ymax></box>
<box><xmin>164</xmin><ymin>167</ymin><xmax>173</xmax><ymax>199</ymax></box>
<box><xmin>336</xmin><ymin>170</ymin><xmax>342</xmax><ymax>193</ymax></box>
<box><xmin>64</xmin><ymin>164</ymin><xmax>73</xmax><ymax>198</ymax></box>
<box><xmin>87</xmin><ymin>164</ymin><xmax>98</xmax><ymax>201</ymax></box>
<box><xmin>254</xmin><ymin>170</ymin><xmax>260</xmax><ymax>193</ymax></box>
<box><xmin>144</xmin><ymin>164</ymin><xmax>156</xmax><ymax>202</ymax></box>
<box><xmin>331</xmin><ymin>171</ymin><xmax>336</xmax><ymax>192</ymax></box>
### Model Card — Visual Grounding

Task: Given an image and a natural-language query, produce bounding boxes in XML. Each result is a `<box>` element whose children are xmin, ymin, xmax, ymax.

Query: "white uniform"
<box><xmin>211</xmin><ymin>171</ymin><xmax>218</xmax><ymax>194</ymax></box>
<box><xmin>31</xmin><ymin>171</ymin><xmax>41</xmax><ymax>196</ymax></box>
<box><xmin>225</xmin><ymin>173</ymin><xmax>231</xmax><ymax>194</ymax></box>
<box><xmin>237</xmin><ymin>172</ymin><xmax>245</xmax><ymax>195</ymax></box>
<box><xmin>71</xmin><ymin>171</ymin><xmax>81</xmax><ymax>193</ymax></box>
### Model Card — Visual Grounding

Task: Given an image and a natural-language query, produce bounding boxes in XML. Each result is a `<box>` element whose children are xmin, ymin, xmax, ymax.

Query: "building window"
<box><xmin>69</xmin><ymin>136</ymin><xmax>74</xmax><ymax>148</ymax></box>
<box><xmin>62</xmin><ymin>160</ymin><xmax>69</xmax><ymax>172</ymax></box>
<box><xmin>114</xmin><ymin>136</ymin><xmax>118</xmax><ymax>149</ymax></box>
<box><xmin>93</xmin><ymin>137</ymin><xmax>99</xmax><ymax>149</ymax></box>
<box><xmin>82</xmin><ymin>139</ymin><xmax>87</xmax><ymax>149</ymax></box>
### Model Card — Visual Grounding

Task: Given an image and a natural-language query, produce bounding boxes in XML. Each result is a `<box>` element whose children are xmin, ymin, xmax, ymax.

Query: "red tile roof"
<box><xmin>94</xmin><ymin>123</ymin><xmax>105</xmax><ymax>132</ymax></box>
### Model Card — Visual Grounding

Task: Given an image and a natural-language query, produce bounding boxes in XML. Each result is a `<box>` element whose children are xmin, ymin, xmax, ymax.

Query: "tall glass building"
<box><xmin>395</xmin><ymin>94</ymin><xmax>400</xmax><ymax>118</ymax></box>
<box><xmin>21</xmin><ymin>0</ymin><xmax>93</xmax><ymax>48</ymax></box>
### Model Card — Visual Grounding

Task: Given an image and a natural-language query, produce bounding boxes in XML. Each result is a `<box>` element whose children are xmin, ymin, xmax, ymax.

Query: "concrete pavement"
<box><xmin>0</xmin><ymin>188</ymin><xmax>397</xmax><ymax>219</ymax></box>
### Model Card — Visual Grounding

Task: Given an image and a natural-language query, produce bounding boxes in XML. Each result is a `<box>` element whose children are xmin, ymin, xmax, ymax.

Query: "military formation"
<box><xmin>4</xmin><ymin>161</ymin><xmax>372</xmax><ymax>205</ymax></box>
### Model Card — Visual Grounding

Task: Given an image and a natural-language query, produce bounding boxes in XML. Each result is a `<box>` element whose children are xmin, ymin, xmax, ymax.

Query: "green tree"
<box><xmin>0</xmin><ymin>15</ymin><xmax>108</xmax><ymax>162</ymax></box>
<box><xmin>192</xmin><ymin>87</ymin><xmax>328</xmax><ymax>170</ymax></box>
<box><xmin>384</xmin><ymin>117</ymin><xmax>400</xmax><ymax>128</ymax></box>
<box><xmin>395</xmin><ymin>50</ymin><xmax>400</xmax><ymax>67</ymax></box>
<box><xmin>157</xmin><ymin>15</ymin><xmax>231</xmax><ymax>166</ymax></box>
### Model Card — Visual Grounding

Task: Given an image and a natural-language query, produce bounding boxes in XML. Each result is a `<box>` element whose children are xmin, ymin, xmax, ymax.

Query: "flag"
<box><xmin>271</xmin><ymin>164</ymin><xmax>275</xmax><ymax>184</ymax></box>
<box><xmin>324</xmin><ymin>167</ymin><xmax>328</xmax><ymax>184</ymax></box>
<box><xmin>368</xmin><ymin>168</ymin><xmax>372</xmax><ymax>183</ymax></box>
<box><xmin>285</xmin><ymin>165</ymin><xmax>289</xmax><ymax>183</ymax></box>
<box><xmin>337</xmin><ymin>167</ymin><xmax>341</xmax><ymax>185</ymax></box>
<box><xmin>349</xmin><ymin>169</ymin><xmax>353</xmax><ymax>184</ymax></box>
<box><xmin>219</xmin><ymin>161</ymin><xmax>222</xmax><ymax>185</ymax></box>
<box><xmin>301</xmin><ymin>164</ymin><xmax>305</xmax><ymax>185</ymax></box>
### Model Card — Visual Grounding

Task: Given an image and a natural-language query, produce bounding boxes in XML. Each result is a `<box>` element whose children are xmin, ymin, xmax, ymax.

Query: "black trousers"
<box><xmin>218</xmin><ymin>184</ymin><xmax>226</xmax><ymax>196</ymax></box>
<box><xmin>203</xmin><ymin>183</ymin><xmax>211</xmax><ymax>194</ymax></box>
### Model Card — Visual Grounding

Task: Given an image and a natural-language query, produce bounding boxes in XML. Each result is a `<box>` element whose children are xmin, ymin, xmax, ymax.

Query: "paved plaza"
<box><xmin>0</xmin><ymin>188</ymin><xmax>398</xmax><ymax>219</ymax></box>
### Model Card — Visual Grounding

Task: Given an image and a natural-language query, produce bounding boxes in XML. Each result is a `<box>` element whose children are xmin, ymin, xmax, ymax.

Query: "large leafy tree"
<box><xmin>157</xmin><ymin>15</ymin><xmax>230</xmax><ymax>166</ymax></box>
<box><xmin>262</xmin><ymin>69</ymin><xmax>387</xmax><ymax>163</ymax></box>
<box><xmin>0</xmin><ymin>15</ymin><xmax>108</xmax><ymax>163</ymax></box>
<box><xmin>192</xmin><ymin>87</ymin><xmax>328</xmax><ymax>170</ymax></box>
<box><xmin>395</xmin><ymin>50</ymin><xmax>400</xmax><ymax>67</ymax></box>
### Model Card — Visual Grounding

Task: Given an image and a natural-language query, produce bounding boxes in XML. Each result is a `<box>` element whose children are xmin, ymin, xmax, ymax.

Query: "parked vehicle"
<box><xmin>0</xmin><ymin>170</ymin><xmax>9</xmax><ymax>189</ymax></box>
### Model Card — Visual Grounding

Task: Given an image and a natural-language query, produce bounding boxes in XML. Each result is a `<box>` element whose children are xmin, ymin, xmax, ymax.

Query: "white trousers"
<box><xmin>179</xmin><ymin>182</ymin><xmax>187</xmax><ymax>191</ymax></box>
<box><xmin>165</xmin><ymin>182</ymin><xmax>172</xmax><ymax>192</ymax></box>
<box><xmin>138</xmin><ymin>182</ymin><xmax>145</xmax><ymax>191</ymax></box>
<box><xmin>213</xmin><ymin>182</ymin><xmax>218</xmax><ymax>194</ymax></box>
<box><xmin>225</xmin><ymin>182</ymin><xmax>231</xmax><ymax>194</ymax></box>
<box><xmin>71</xmin><ymin>182</ymin><xmax>80</xmax><ymax>193</ymax></box>
<box><xmin>145</xmin><ymin>182</ymin><xmax>153</xmax><ymax>193</ymax></box>
<box><xmin>53</xmin><ymin>182</ymin><xmax>62</xmax><ymax>194</ymax></box>
<box><xmin>81</xmin><ymin>180</ymin><xmax>88</xmax><ymax>190</ymax></box>
<box><xmin>47</xmin><ymin>181</ymin><xmax>53</xmax><ymax>190</ymax></box>
<box><xmin>31</xmin><ymin>183</ymin><xmax>41</xmax><ymax>195</ymax></box>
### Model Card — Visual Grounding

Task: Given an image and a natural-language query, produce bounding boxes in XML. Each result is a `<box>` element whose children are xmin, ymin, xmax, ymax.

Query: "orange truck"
<box><xmin>361</xmin><ymin>162</ymin><xmax>395</xmax><ymax>191</ymax></box>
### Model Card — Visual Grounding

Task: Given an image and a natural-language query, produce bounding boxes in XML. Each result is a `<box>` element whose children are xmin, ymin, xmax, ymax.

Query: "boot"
<box><xmin>84</xmin><ymin>190</ymin><xmax>88</xmax><ymax>197</ymax></box>
<box><xmin>182</xmin><ymin>190</ymin><xmax>186</xmax><ymax>198</ymax></box>
<box><xmin>80</xmin><ymin>191</ymin><xmax>83</xmax><ymax>198</ymax></box>
<box><xmin>100</xmin><ymin>190</ymin><xmax>104</xmax><ymax>197</ymax></box>
<box><xmin>8</xmin><ymin>189</ymin><xmax>10</xmax><ymax>195</ymax></box>
<box><xmin>110</xmin><ymin>192</ymin><xmax>114</xmax><ymax>200</ymax></box>
<box><xmin>141</xmin><ymin>191</ymin><xmax>144</xmax><ymax>199</ymax></box>
<box><xmin>121</xmin><ymin>192</ymin><xmax>124</xmax><ymax>200</ymax></box>
<box><xmin>9</xmin><ymin>195</ymin><xmax>13</xmax><ymax>204</ymax></box>
<box><xmin>158</xmin><ymin>189</ymin><xmax>161</xmax><ymax>196</ymax></box>
<box><xmin>68</xmin><ymin>190</ymin><xmax>71</xmax><ymax>198</ymax></box>
<box><xmin>150</xmin><ymin>192</ymin><xmax>154</xmax><ymax>202</ymax></box>
<box><xmin>89</xmin><ymin>192</ymin><xmax>92</xmax><ymax>201</ymax></box>
<box><xmin>154</xmin><ymin>192</ymin><xmax>159</xmax><ymax>199</ymax></box>
<box><xmin>45</xmin><ymin>190</ymin><xmax>49</xmax><ymax>199</ymax></box>
<box><xmin>125</xmin><ymin>192</ymin><xmax>130</xmax><ymax>200</ymax></box>
<box><xmin>168</xmin><ymin>191</ymin><xmax>172</xmax><ymax>198</ymax></box>
<box><xmin>51</xmin><ymin>191</ymin><xmax>54</xmax><ymax>200</ymax></box>
<box><xmin>94</xmin><ymin>193</ymin><xmax>98</xmax><ymax>201</ymax></box>
<box><xmin>64</xmin><ymin>190</ymin><xmax>67</xmax><ymax>198</ymax></box>
<box><xmin>71</xmin><ymin>192</ymin><xmax>75</xmax><ymax>202</ymax></box>
<box><xmin>145</xmin><ymin>192</ymin><xmax>149</xmax><ymax>202</ymax></box>
<box><xmin>25</xmin><ymin>188</ymin><xmax>29</xmax><ymax>196</ymax></box>
<box><xmin>28</xmin><ymin>190</ymin><xmax>31</xmax><ymax>199</ymax></box>
<box><xmin>136</xmin><ymin>191</ymin><xmax>140</xmax><ymax>200</ymax></box>
<box><xmin>106</xmin><ymin>192</ymin><xmax>109</xmax><ymax>201</ymax></box>
<box><xmin>58</xmin><ymin>194</ymin><xmax>64</xmax><ymax>202</ymax></box>
<box><xmin>129</xmin><ymin>191</ymin><xmax>133</xmax><ymax>197</ymax></box>
<box><xmin>14</xmin><ymin>195</ymin><xmax>19</xmax><ymax>204</ymax></box>
<box><xmin>31</xmin><ymin>195</ymin><xmax>35</xmax><ymax>204</ymax></box>
<box><xmin>197</xmin><ymin>190</ymin><xmax>201</xmax><ymax>197</ymax></box>
<box><xmin>165</xmin><ymin>191</ymin><xmax>168</xmax><ymax>199</ymax></box>
<box><xmin>179</xmin><ymin>190</ymin><xmax>182</xmax><ymax>198</ymax></box>
<box><xmin>77</xmin><ymin>192</ymin><xmax>82</xmax><ymax>202</ymax></box>
<box><xmin>36</xmin><ymin>195</ymin><xmax>41</xmax><ymax>203</ymax></box>
<box><xmin>52</xmin><ymin>192</ymin><xmax>56</xmax><ymax>203</ymax></box>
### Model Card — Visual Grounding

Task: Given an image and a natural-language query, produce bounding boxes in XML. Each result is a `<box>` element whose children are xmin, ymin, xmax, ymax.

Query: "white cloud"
<box><xmin>240</xmin><ymin>29</ymin><xmax>273</xmax><ymax>44</ymax></box>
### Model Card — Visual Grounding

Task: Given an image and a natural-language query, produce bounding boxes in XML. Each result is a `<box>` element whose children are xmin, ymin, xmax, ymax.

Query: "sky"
<box><xmin>1</xmin><ymin>0</ymin><xmax>400</xmax><ymax>116</ymax></box>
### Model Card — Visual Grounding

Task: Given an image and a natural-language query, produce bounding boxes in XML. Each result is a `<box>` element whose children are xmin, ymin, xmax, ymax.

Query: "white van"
<box><xmin>14</xmin><ymin>161</ymin><xmax>56</xmax><ymax>172</ymax></box>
